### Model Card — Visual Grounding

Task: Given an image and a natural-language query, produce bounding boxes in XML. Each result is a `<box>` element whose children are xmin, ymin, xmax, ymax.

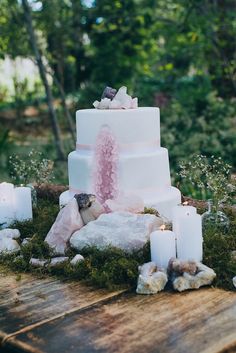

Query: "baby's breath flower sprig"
<box><xmin>9</xmin><ymin>149</ymin><xmax>54</xmax><ymax>186</ymax></box>
<box><xmin>178</xmin><ymin>154</ymin><xmax>235</xmax><ymax>206</ymax></box>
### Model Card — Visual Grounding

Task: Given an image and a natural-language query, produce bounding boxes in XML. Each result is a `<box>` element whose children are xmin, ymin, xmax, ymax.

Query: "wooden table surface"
<box><xmin>0</xmin><ymin>268</ymin><xmax>236</xmax><ymax>353</ymax></box>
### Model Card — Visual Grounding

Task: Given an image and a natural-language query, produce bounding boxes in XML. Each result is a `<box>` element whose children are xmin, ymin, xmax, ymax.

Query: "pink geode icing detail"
<box><xmin>92</xmin><ymin>125</ymin><xmax>119</xmax><ymax>204</ymax></box>
<box><xmin>93</xmin><ymin>86</ymin><xmax>138</xmax><ymax>110</ymax></box>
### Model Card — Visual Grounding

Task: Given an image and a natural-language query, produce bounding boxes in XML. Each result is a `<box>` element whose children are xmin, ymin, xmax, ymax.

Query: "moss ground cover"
<box><xmin>0</xmin><ymin>197</ymin><xmax>235</xmax><ymax>291</ymax></box>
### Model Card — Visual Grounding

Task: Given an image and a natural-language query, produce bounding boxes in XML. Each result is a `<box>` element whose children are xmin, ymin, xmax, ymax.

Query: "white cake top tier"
<box><xmin>76</xmin><ymin>107</ymin><xmax>160</xmax><ymax>149</ymax></box>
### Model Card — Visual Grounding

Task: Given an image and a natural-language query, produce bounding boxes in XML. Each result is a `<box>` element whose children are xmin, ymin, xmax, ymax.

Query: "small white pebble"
<box><xmin>22</xmin><ymin>238</ymin><xmax>31</xmax><ymax>246</ymax></box>
<box><xmin>233</xmin><ymin>276</ymin><xmax>236</xmax><ymax>288</ymax></box>
<box><xmin>70</xmin><ymin>254</ymin><xmax>85</xmax><ymax>266</ymax></box>
<box><xmin>30</xmin><ymin>258</ymin><xmax>48</xmax><ymax>267</ymax></box>
<box><xmin>50</xmin><ymin>257</ymin><xmax>69</xmax><ymax>267</ymax></box>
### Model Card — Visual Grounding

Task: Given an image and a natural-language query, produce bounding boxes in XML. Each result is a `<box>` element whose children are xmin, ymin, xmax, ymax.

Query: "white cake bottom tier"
<box><xmin>140</xmin><ymin>186</ymin><xmax>181</xmax><ymax>220</ymax></box>
<box><xmin>59</xmin><ymin>186</ymin><xmax>181</xmax><ymax>221</ymax></box>
<box><xmin>68</xmin><ymin>147</ymin><xmax>171</xmax><ymax>193</ymax></box>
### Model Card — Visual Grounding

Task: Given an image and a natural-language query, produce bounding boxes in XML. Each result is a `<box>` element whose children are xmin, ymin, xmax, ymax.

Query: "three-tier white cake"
<box><xmin>60</xmin><ymin>106</ymin><xmax>181</xmax><ymax>220</ymax></box>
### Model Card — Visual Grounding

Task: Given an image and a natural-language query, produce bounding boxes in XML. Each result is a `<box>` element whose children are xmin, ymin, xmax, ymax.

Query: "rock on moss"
<box><xmin>70</xmin><ymin>212</ymin><xmax>162</xmax><ymax>253</ymax></box>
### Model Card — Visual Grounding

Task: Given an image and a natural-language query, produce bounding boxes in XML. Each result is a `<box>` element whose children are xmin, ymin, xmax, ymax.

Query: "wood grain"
<box><xmin>0</xmin><ymin>268</ymin><xmax>125</xmax><ymax>345</ymax></box>
<box><xmin>2</xmin><ymin>288</ymin><xmax>236</xmax><ymax>353</ymax></box>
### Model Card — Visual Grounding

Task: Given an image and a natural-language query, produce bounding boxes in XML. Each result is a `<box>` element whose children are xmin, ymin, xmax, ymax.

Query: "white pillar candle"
<box><xmin>172</xmin><ymin>204</ymin><xmax>197</xmax><ymax>238</ymax></box>
<box><xmin>172</xmin><ymin>204</ymin><xmax>196</xmax><ymax>221</ymax></box>
<box><xmin>0</xmin><ymin>182</ymin><xmax>15</xmax><ymax>227</ymax></box>
<box><xmin>174</xmin><ymin>212</ymin><xmax>203</xmax><ymax>261</ymax></box>
<box><xmin>150</xmin><ymin>226</ymin><xmax>176</xmax><ymax>269</ymax></box>
<box><xmin>14</xmin><ymin>186</ymin><xmax>33</xmax><ymax>222</ymax></box>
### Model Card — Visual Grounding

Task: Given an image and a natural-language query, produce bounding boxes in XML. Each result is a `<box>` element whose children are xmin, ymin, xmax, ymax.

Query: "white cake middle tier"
<box><xmin>68</xmin><ymin>147</ymin><xmax>171</xmax><ymax>194</ymax></box>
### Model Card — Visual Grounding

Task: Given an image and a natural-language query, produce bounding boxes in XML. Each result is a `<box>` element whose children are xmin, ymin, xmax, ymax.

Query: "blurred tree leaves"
<box><xmin>0</xmin><ymin>0</ymin><xmax>235</xmax><ymax>170</ymax></box>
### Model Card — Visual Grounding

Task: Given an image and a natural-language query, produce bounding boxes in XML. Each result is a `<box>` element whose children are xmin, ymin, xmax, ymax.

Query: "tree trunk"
<box><xmin>53</xmin><ymin>73</ymin><xmax>76</xmax><ymax>143</ymax></box>
<box><xmin>21</xmin><ymin>0</ymin><xmax>65</xmax><ymax>160</ymax></box>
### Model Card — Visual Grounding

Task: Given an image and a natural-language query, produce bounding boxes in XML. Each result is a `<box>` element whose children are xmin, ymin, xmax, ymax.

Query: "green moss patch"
<box><xmin>0</xmin><ymin>199</ymin><xmax>235</xmax><ymax>291</ymax></box>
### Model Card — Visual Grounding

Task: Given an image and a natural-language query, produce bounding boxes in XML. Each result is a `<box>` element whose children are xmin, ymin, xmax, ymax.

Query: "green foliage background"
<box><xmin>0</xmin><ymin>0</ymin><xmax>236</xmax><ymax>187</ymax></box>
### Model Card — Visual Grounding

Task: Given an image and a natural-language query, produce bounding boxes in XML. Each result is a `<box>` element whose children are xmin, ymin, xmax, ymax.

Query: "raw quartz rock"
<box><xmin>136</xmin><ymin>262</ymin><xmax>168</xmax><ymax>294</ymax></box>
<box><xmin>0</xmin><ymin>228</ymin><xmax>21</xmax><ymax>254</ymax></box>
<box><xmin>74</xmin><ymin>193</ymin><xmax>105</xmax><ymax>224</ymax></box>
<box><xmin>70</xmin><ymin>212</ymin><xmax>162</xmax><ymax>253</ymax></box>
<box><xmin>80</xmin><ymin>201</ymin><xmax>105</xmax><ymax>225</ymax></box>
<box><xmin>74</xmin><ymin>193</ymin><xmax>96</xmax><ymax>210</ymax></box>
<box><xmin>105</xmin><ymin>194</ymin><xmax>144</xmax><ymax>214</ymax></box>
<box><xmin>93</xmin><ymin>86</ymin><xmax>138</xmax><ymax>110</ymax></box>
<box><xmin>45</xmin><ymin>198</ymin><xmax>84</xmax><ymax>255</ymax></box>
<box><xmin>169</xmin><ymin>260</ymin><xmax>216</xmax><ymax>292</ymax></box>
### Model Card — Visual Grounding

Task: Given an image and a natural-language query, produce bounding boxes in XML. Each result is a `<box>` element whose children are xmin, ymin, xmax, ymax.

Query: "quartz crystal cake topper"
<box><xmin>93</xmin><ymin>86</ymin><xmax>138</xmax><ymax>110</ymax></box>
<box><xmin>101</xmin><ymin>86</ymin><xmax>117</xmax><ymax>100</ymax></box>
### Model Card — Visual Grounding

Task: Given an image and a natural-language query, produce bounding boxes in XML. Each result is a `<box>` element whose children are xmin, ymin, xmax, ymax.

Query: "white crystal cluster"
<box><xmin>172</xmin><ymin>262</ymin><xmax>216</xmax><ymax>292</ymax></box>
<box><xmin>93</xmin><ymin>86</ymin><xmax>138</xmax><ymax>110</ymax></box>
<box><xmin>136</xmin><ymin>258</ymin><xmax>217</xmax><ymax>294</ymax></box>
<box><xmin>136</xmin><ymin>262</ymin><xmax>168</xmax><ymax>295</ymax></box>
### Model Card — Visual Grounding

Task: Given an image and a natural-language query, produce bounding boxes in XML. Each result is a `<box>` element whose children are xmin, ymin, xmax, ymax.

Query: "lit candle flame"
<box><xmin>183</xmin><ymin>201</ymin><xmax>188</xmax><ymax>206</ymax></box>
<box><xmin>160</xmin><ymin>224</ymin><xmax>166</xmax><ymax>231</ymax></box>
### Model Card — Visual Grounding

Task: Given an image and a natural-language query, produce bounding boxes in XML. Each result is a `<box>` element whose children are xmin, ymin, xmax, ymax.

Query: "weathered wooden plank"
<box><xmin>2</xmin><ymin>288</ymin><xmax>236</xmax><ymax>353</ymax></box>
<box><xmin>0</xmin><ymin>268</ymin><xmax>125</xmax><ymax>344</ymax></box>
